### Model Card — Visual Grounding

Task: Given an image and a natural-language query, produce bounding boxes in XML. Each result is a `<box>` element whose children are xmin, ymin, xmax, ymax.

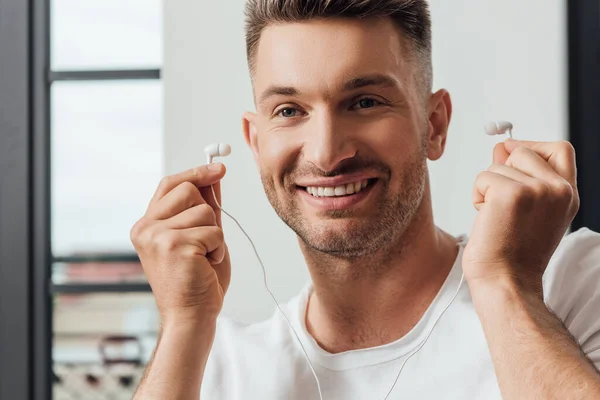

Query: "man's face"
<box><xmin>245</xmin><ymin>18</ymin><xmax>438</xmax><ymax>258</ymax></box>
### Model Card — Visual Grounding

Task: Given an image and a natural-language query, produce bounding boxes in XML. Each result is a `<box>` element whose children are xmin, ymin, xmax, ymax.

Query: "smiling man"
<box><xmin>131</xmin><ymin>1</ymin><xmax>600</xmax><ymax>399</ymax></box>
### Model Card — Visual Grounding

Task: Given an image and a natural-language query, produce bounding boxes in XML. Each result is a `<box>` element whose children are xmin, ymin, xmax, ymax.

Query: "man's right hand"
<box><xmin>130</xmin><ymin>163</ymin><xmax>231</xmax><ymax>326</ymax></box>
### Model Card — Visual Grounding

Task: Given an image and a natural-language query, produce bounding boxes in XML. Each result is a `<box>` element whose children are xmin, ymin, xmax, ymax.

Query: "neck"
<box><xmin>302</xmin><ymin>195</ymin><xmax>460</xmax><ymax>353</ymax></box>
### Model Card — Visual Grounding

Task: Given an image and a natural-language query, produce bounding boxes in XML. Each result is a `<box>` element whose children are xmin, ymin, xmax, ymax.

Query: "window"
<box><xmin>51</xmin><ymin>0</ymin><xmax>162</xmax><ymax>70</ymax></box>
<box><xmin>49</xmin><ymin>1</ymin><xmax>162</xmax><ymax>397</ymax></box>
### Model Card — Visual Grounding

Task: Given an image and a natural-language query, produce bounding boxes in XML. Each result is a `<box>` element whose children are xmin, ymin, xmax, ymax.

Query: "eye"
<box><xmin>351</xmin><ymin>98</ymin><xmax>381</xmax><ymax>110</ymax></box>
<box><xmin>277</xmin><ymin>107</ymin><xmax>299</xmax><ymax>118</ymax></box>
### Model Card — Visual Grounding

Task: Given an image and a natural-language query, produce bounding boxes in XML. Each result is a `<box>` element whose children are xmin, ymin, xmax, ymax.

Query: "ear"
<box><xmin>426</xmin><ymin>89</ymin><xmax>452</xmax><ymax>161</ymax></box>
<box><xmin>242</xmin><ymin>111</ymin><xmax>260</xmax><ymax>165</ymax></box>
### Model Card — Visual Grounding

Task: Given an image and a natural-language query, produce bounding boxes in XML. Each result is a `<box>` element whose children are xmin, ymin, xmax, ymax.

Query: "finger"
<box><xmin>212</xmin><ymin>243</ymin><xmax>231</xmax><ymax>292</ymax></box>
<box><xmin>195</xmin><ymin>226</ymin><xmax>226</xmax><ymax>264</ymax></box>
<box><xmin>150</xmin><ymin>163</ymin><xmax>226</xmax><ymax>206</ymax></box>
<box><xmin>503</xmin><ymin>139</ymin><xmax>576</xmax><ymax>187</ymax></box>
<box><xmin>178</xmin><ymin>226</ymin><xmax>225</xmax><ymax>263</ymax></box>
<box><xmin>166</xmin><ymin>203</ymin><xmax>216</xmax><ymax>229</ymax></box>
<box><xmin>504</xmin><ymin>146</ymin><xmax>569</xmax><ymax>190</ymax></box>
<box><xmin>487</xmin><ymin>163</ymin><xmax>541</xmax><ymax>186</ymax></box>
<box><xmin>200</xmin><ymin>180</ymin><xmax>222</xmax><ymax>228</ymax></box>
<box><xmin>472</xmin><ymin>170</ymin><xmax>523</xmax><ymax>211</ymax></box>
<box><xmin>148</xmin><ymin>181</ymin><xmax>206</xmax><ymax>220</ymax></box>
<box><xmin>493</xmin><ymin>142</ymin><xmax>510</xmax><ymax>165</ymax></box>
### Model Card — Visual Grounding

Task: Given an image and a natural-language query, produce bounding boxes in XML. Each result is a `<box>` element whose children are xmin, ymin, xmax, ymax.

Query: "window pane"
<box><xmin>51</xmin><ymin>0</ymin><xmax>162</xmax><ymax>70</ymax></box>
<box><xmin>53</xmin><ymin>293</ymin><xmax>158</xmax><ymax>398</ymax></box>
<box><xmin>51</xmin><ymin>80</ymin><xmax>163</xmax><ymax>256</ymax></box>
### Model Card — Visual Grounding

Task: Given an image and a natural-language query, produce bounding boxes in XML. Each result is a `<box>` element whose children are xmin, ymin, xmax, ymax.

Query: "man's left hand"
<box><xmin>463</xmin><ymin>139</ymin><xmax>580</xmax><ymax>297</ymax></box>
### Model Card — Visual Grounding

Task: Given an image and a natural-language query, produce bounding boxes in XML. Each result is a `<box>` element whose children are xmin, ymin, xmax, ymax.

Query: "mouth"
<box><xmin>296</xmin><ymin>178</ymin><xmax>379</xmax><ymax>211</ymax></box>
<box><xmin>300</xmin><ymin>178</ymin><xmax>376</xmax><ymax>198</ymax></box>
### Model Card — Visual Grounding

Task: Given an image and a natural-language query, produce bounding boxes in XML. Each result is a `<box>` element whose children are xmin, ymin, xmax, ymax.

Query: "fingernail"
<box><xmin>208</xmin><ymin>162</ymin><xmax>223</xmax><ymax>172</ymax></box>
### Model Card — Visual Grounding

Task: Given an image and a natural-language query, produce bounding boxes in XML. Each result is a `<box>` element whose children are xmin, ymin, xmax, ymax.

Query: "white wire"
<box><xmin>210</xmin><ymin>185</ymin><xmax>325</xmax><ymax>400</ymax></box>
<box><xmin>382</xmin><ymin>271</ymin><xmax>465</xmax><ymax>399</ymax></box>
<box><xmin>210</xmin><ymin>183</ymin><xmax>464</xmax><ymax>400</ymax></box>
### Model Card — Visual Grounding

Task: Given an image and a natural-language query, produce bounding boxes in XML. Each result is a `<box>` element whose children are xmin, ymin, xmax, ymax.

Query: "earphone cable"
<box><xmin>382</xmin><ymin>271</ymin><xmax>465</xmax><ymax>399</ymax></box>
<box><xmin>210</xmin><ymin>185</ymin><xmax>325</xmax><ymax>400</ymax></box>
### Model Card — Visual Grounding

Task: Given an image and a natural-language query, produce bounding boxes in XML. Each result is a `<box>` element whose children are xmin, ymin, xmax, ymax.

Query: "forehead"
<box><xmin>253</xmin><ymin>17</ymin><xmax>413</xmax><ymax>98</ymax></box>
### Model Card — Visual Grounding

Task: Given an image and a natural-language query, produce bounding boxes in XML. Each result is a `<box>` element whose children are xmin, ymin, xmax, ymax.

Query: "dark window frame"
<box><xmin>568</xmin><ymin>0</ymin><xmax>600</xmax><ymax>232</ymax></box>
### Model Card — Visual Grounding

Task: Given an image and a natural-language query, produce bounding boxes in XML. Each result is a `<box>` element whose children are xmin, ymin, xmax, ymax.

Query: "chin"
<box><xmin>298</xmin><ymin>218</ymin><xmax>388</xmax><ymax>257</ymax></box>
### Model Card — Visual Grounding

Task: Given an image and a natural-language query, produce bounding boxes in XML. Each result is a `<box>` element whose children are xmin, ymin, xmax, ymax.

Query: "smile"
<box><xmin>304</xmin><ymin>179</ymin><xmax>372</xmax><ymax>197</ymax></box>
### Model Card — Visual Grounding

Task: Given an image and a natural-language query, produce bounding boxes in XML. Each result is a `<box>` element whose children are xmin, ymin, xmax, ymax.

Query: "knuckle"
<box><xmin>180</xmin><ymin>181</ymin><xmax>203</xmax><ymax>205</ymax></box>
<box><xmin>551</xmin><ymin>180</ymin><xmax>575</xmax><ymax>209</ymax></box>
<box><xmin>158</xmin><ymin>230</ymin><xmax>181</xmax><ymax>253</ymax></box>
<box><xmin>486</xmin><ymin>164</ymin><xmax>500</xmax><ymax>173</ymax></box>
<box><xmin>475</xmin><ymin>171</ymin><xmax>489</xmax><ymax>182</ymax></box>
<box><xmin>559</xmin><ymin>140</ymin><xmax>575</xmax><ymax>156</ymax></box>
<box><xmin>553</xmin><ymin>179</ymin><xmax>573</xmax><ymax>199</ymax></box>
<box><xmin>180</xmin><ymin>181</ymin><xmax>198</xmax><ymax>195</ymax></box>
<box><xmin>142</xmin><ymin>224</ymin><xmax>162</xmax><ymax>248</ymax></box>
<box><xmin>158</xmin><ymin>176</ymin><xmax>173</xmax><ymax>191</ymax></box>
<box><xmin>198</xmin><ymin>204</ymin><xmax>217</xmax><ymax>224</ymax></box>
<box><xmin>131</xmin><ymin>218</ymin><xmax>157</xmax><ymax>248</ymax></box>
<box><xmin>183</xmin><ymin>245</ymin><xmax>203</xmax><ymax>259</ymax></box>
<box><xmin>211</xmin><ymin>226</ymin><xmax>225</xmax><ymax>242</ymax></box>
<box><xmin>198</xmin><ymin>226</ymin><xmax>224</xmax><ymax>250</ymax></box>
<box><xmin>131</xmin><ymin>222</ymin><xmax>160</xmax><ymax>252</ymax></box>
<box><xmin>531</xmin><ymin>181</ymin><xmax>550</xmax><ymax>198</ymax></box>
<box><xmin>130</xmin><ymin>219</ymin><xmax>144</xmax><ymax>244</ymax></box>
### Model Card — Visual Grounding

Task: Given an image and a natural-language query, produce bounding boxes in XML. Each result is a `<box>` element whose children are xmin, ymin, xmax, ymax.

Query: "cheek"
<box><xmin>358</xmin><ymin>115</ymin><xmax>417</xmax><ymax>161</ymax></box>
<box><xmin>257</xmin><ymin>124</ymin><xmax>303</xmax><ymax>185</ymax></box>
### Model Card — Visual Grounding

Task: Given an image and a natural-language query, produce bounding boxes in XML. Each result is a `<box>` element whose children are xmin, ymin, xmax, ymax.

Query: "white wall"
<box><xmin>163</xmin><ymin>0</ymin><xmax>568</xmax><ymax>323</ymax></box>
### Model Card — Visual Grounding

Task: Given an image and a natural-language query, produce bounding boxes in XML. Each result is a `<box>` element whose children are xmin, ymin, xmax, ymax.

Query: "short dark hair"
<box><xmin>244</xmin><ymin>0</ymin><xmax>433</xmax><ymax>95</ymax></box>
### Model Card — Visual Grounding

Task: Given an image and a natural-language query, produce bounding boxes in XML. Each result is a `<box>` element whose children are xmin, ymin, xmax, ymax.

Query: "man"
<box><xmin>131</xmin><ymin>1</ymin><xmax>600</xmax><ymax>399</ymax></box>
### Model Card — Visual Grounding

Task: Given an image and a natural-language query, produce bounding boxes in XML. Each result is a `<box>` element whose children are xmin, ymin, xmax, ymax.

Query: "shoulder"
<box><xmin>201</xmin><ymin>286</ymin><xmax>310</xmax><ymax>398</ymax></box>
<box><xmin>543</xmin><ymin>228</ymin><xmax>600</xmax><ymax>355</ymax></box>
<box><xmin>204</xmin><ymin>285</ymin><xmax>310</xmax><ymax>381</ymax></box>
<box><xmin>202</xmin><ymin>315</ymin><xmax>283</xmax><ymax>398</ymax></box>
<box><xmin>543</xmin><ymin>227</ymin><xmax>600</xmax><ymax>301</ymax></box>
<box><xmin>212</xmin><ymin>311</ymin><xmax>292</xmax><ymax>350</ymax></box>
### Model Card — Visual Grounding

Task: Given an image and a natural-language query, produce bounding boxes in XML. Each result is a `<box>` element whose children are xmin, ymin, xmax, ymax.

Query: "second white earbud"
<box><xmin>484</xmin><ymin>121</ymin><xmax>513</xmax><ymax>139</ymax></box>
<box><xmin>204</xmin><ymin>143</ymin><xmax>231</xmax><ymax>164</ymax></box>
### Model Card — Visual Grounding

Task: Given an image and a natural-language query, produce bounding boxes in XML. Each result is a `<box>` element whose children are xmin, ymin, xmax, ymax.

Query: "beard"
<box><xmin>261</xmin><ymin>141</ymin><xmax>428</xmax><ymax>259</ymax></box>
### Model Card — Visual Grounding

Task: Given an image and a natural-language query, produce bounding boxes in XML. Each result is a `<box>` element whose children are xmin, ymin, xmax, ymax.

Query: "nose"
<box><xmin>303</xmin><ymin>112</ymin><xmax>356</xmax><ymax>172</ymax></box>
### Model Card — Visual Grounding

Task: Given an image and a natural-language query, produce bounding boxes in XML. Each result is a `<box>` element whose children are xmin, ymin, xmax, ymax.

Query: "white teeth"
<box><xmin>305</xmin><ymin>179</ymin><xmax>370</xmax><ymax>197</ymax></box>
<box><xmin>334</xmin><ymin>186</ymin><xmax>346</xmax><ymax>196</ymax></box>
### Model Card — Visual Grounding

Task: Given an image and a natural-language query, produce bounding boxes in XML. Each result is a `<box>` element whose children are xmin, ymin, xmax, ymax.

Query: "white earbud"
<box><xmin>484</xmin><ymin>121</ymin><xmax>513</xmax><ymax>139</ymax></box>
<box><xmin>204</xmin><ymin>143</ymin><xmax>231</xmax><ymax>164</ymax></box>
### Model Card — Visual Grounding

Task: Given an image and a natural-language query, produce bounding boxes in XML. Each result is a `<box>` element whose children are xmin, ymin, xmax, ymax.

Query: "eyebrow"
<box><xmin>258</xmin><ymin>74</ymin><xmax>400</xmax><ymax>104</ymax></box>
<box><xmin>342</xmin><ymin>74</ymin><xmax>400</xmax><ymax>91</ymax></box>
<box><xmin>258</xmin><ymin>86</ymin><xmax>300</xmax><ymax>104</ymax></box>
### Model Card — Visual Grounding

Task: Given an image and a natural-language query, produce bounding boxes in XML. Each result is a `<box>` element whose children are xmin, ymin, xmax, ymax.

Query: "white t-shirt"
<box><xmin>202</xmin><ymin>228</ymin><xmax>600</xmax><ymax>399</ymax></box>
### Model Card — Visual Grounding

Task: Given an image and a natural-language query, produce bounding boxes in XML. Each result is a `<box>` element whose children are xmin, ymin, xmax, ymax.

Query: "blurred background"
<box><xmin>0</xmin><ymin>0</ymin><xmax>598</xmax><ymax>399</ymax></box>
